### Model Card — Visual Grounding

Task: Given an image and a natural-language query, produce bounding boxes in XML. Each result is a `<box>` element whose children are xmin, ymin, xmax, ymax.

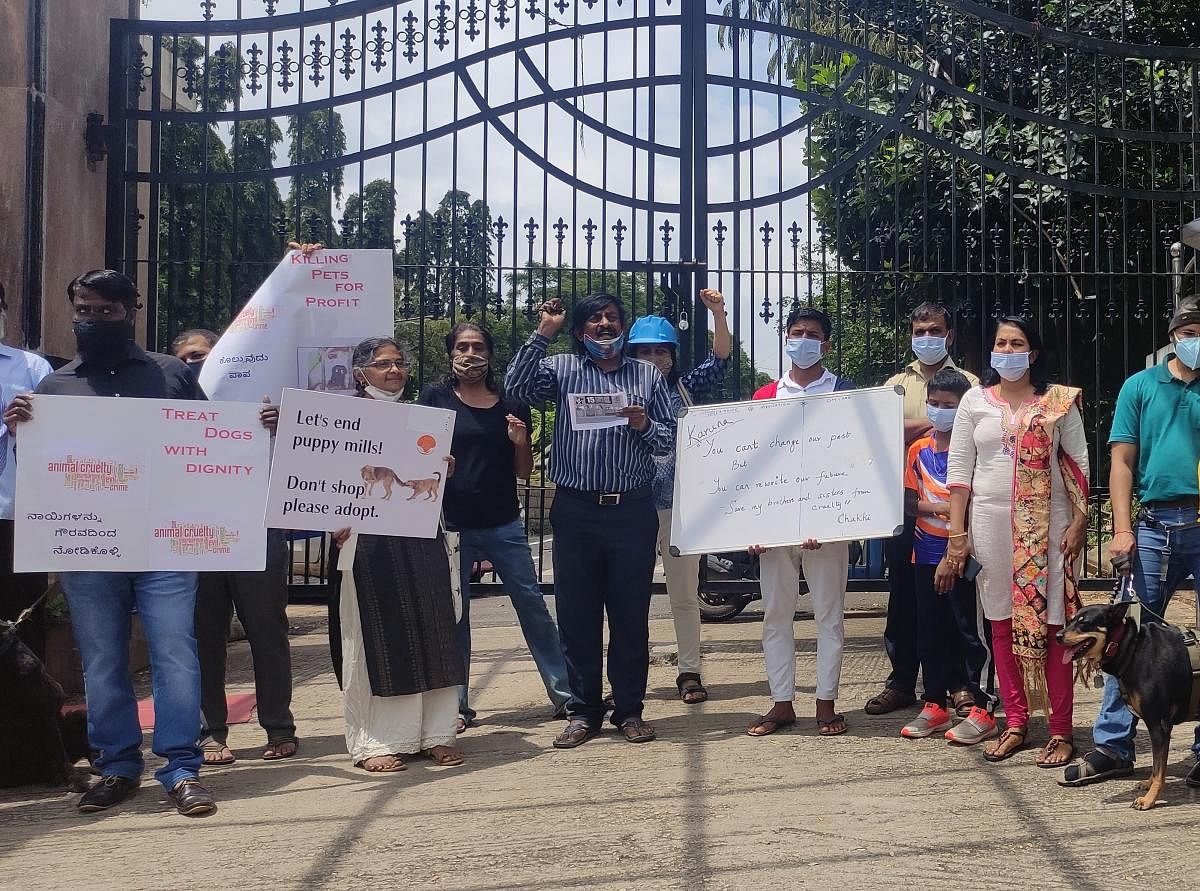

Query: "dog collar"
<box><xmin>1100</xmin><ymin>618</ymin><xmax>1136</xmax><ymax>676</ymax></box>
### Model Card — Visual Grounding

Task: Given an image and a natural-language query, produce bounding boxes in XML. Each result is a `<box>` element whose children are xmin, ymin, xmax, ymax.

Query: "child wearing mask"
<box><xmin>900</xmin><ymin>368</ymin><xmax>998</xmax><ymax>744</ymax></box>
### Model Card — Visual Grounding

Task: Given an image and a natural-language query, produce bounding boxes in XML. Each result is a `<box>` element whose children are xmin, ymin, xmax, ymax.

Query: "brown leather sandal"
<box><xmin>553</xmin><ymin>719</ymin><xmax>600</xmax><ymax>749</ymax></box>
<box><xmin>618</xmin><ymin>718</ymin><xmax>656</xmax><ymax>743</ymax></box>
<box><xmin>1036</xmin><ymin>735</ymin><xmax>1075</xmax><ymax>768</ymax></box>
<box><xmin>950</xmin><ymin>688</ymin><xmax>976</xmax><ymax>717</ymax></box>
<box><xmin>864</xmin><ymin>687</ymin><xmax>916</xmax><ymax>715</ymax></box>
<box><xmin>676</xmin><ymin>673</ymin><xmax>708</xmax><ymax>705</ymax></box>
<box><xmin>983</xmin><ymin>726</ymin><xmax>1028</xmax><ymax>762</ymax></box>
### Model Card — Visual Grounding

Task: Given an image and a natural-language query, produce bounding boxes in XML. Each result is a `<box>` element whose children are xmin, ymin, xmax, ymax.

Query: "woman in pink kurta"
<box><xmin>945</xmin><ymin>317</ymin><xmax>1089</xmax><ymax>767</ymax></box>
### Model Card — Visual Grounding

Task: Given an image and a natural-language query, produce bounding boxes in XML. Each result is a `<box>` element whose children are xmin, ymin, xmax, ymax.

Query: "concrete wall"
<box><xmin>0</xmin><ymin>1</ymin><xmax>135</xmax><ymax>361</ymax></box>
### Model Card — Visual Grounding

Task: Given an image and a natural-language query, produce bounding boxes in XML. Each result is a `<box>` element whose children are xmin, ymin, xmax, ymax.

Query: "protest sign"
<box><xmin>265</xmin><ymin>389</ymin><xmax>455</xmax><ymax>538</ymax></box>
<box><xmin>198</xmin><ymin>249</ymin><xmax>393</xmax><ymax>402</ymax></box>
<box><xmin>14</xmin><ymin>396</ymin><xmax>270</xmax><ymax>571</ymax></box>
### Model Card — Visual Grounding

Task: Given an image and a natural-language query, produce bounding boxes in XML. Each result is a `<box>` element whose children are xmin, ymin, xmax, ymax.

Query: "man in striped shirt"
<box><xmin>507</xmin><ymin>294</ymin><xmax>675</xmax><ymax>748</ymax></box>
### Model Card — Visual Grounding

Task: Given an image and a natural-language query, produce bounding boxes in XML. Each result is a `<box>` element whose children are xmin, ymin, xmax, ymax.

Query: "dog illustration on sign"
<box><xmin>360</xmin><ymin>465</ymin><xmax>443</xmax><ymax>501</ymax></box>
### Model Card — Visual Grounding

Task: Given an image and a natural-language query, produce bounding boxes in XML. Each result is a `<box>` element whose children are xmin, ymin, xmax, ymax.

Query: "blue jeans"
<box><xmin>1092</xmin><ymin>506</ymin><xmax>1200</xmax><ymax>762</ymax></box>
<box><xmin>61</xmin><ymin>571</ymin><xmax>203</xmax><ymax>790</ymax></box>
<box><xmin>456</xmin><ymin>519</ymin><xmax>571</xmax><ymax>720</ymax></box>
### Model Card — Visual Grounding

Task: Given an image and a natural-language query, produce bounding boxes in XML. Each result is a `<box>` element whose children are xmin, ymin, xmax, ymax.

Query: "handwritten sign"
<box><xmin>14</xmin><ymin>396</ymin><xmax>270</xmax><ymax>571</ymax></box>
<box><xmin>669</xmin><ymin>386</ymin><xmax>904</xmax><ymax>554</ymax></box>
<box><xmin>264</xmin><ymin>389</ymin><xmax>455</xmax><ymax>538</ymax></box>
<box><xmin>198</xmin><ymin>249</ymin><xmax>394</xmax><ymax>402</ymax></box>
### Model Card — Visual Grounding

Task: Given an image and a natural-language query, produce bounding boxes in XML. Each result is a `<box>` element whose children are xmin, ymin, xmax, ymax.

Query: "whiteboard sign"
<box><xmin>669</xmin><ymin>386</ymin><xmax>904</xmax><ymax>554</ymax></box>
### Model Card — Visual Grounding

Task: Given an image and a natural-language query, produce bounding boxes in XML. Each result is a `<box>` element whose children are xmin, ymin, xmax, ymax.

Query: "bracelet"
<box><xmin>1113</xmin><ymin>529</ymin><xmax>1133</xmax><ymax>536</ymax></box>
<box><xmin>947</xmin><ymin>532</ymin><xmax>969</xmax><ymax>540</ymax></box>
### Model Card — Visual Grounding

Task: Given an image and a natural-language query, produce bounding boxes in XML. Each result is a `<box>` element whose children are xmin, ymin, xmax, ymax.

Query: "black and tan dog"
<box><xmin>1059</xmin><ymin>602</ymin><xmax>1198</xmax><ymax>810</ymax></box>
<box><xmin>0</xmin><ymin>623</ymin><xmax>91</xmax><ymax>791</ymax></box>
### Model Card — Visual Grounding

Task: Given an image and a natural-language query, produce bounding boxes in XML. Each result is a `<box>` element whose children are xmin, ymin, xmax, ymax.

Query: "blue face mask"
<box><xmin>583</xmin><ymin>334</ymin><xmax>625</xmax><ymax>360</ymax></box>
<box><xmin>1174</xmin><ymin>336</ymin><xmax>1200</xmax><ymax>370</ymax></box>
<box><xmin>912</xmin><ymin>335</ymin><xmax>948</xmax><ymax>366</ymax></box>
<box><xmin>990</xmin><ymin>350</ymin><xmax>1031</xmax><ymax>381</ymax></box>
<box><xmin>926</xmin><ymin>405</ymin><xmax>957</xmax><ymax>432</ymax></box>
<box><xmin>785</xmin><ymin>337</ymin><xmax>825</xmax><ymax>370</ymax></box>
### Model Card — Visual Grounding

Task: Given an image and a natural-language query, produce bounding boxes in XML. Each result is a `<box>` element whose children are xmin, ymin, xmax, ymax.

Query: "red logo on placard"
<box><xmin>416</xmin><ymin>434</ymin><xmax>437</xmax><ymax>455</ymax></box>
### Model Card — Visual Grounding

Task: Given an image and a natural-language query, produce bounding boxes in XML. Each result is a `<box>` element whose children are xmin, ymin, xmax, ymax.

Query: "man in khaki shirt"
<box><xmin>865</xmin><ymin>303</ymin><xmax>979</xmax><ymax>716</ymax></box>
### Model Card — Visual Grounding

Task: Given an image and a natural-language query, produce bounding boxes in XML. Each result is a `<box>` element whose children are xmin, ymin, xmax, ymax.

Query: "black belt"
<box><xmin>557</xmin><ymin>486</ymin><xmax>650</xmax><ymax>506</ymax></box>
<box><xmin>1142</xmin><ymin>497</ymin><xmax>1200</xmax><ymax>511</ymax></box>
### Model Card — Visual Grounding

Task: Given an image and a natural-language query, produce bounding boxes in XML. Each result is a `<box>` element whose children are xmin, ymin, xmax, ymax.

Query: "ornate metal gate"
<box><xmin>108</xmin><ymin>0</ymin><xmax>1200</xmax><ymax>592</ymax></box>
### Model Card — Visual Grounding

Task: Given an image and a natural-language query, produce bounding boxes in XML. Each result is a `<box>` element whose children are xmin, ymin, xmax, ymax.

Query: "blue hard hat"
<box><xmin>627</xmin><ymin>315</ymin><xmax>679</xmax><ymax>346</ymax></box>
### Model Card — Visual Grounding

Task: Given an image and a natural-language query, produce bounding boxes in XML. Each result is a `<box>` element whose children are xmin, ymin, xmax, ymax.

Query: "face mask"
<box><xmin>452</xmin><ymin>353</ymin><xmax>489</xmax><ymax>382</ymax></box>
<box><xmin>926</xmin><ymin>405</ymin><xmax>957</xmax><ymax>432</ymax></box>
<box><xmin>362</xmin><ymin>383</ymin><xmax>406</xmax><ymax>402</ymax></box>
<box><xmin>912</xmin><ymin>335</ymin><xmax>948</xmax><ymax>365</ymax></box>
<box><xmin>1174</xmin><ymin>336</ymin><xmax>1200</xmax><ymax>370</ymax></box>
<box><xmin>785</xmin><ymin>337</ymin><xmax>825</xmax><ymax>370</ymax></box>
<box><xmin>74</xmin><ymin>319</ymin><xmax>132</xmax><ymax>361</ymax></box>
<box><xmin>583</xmin><ymin>334</ymin><xmax>625</xmax><ymax>360</ymax></box>
<box><xmin>990</xmin><ymin>350</ymin><xmax>1031</xmax><ymax>381</ymax></box>
<box><xmin>187</xmin><ymin>359</ymin><xmax>205</xmax><ymax>377</ymax></box>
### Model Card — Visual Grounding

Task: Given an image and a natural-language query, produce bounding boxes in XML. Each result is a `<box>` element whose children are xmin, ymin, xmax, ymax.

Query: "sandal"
<box><xmin>746</xmin><ymin>713</ymin><xmax>796</xmax><ymax>737</ymax></box>
<box><xmin>1057</xmin><ymin>749</ymin><xmax>1135</xmax><ymax>786</ymax></box>
<box><xmin>201</xmin><ymin>739</ymin><xmax>236</xmax><ymax>766</ymax></box>
<box><xmin>263</xmin><ymin>737</ymin><xmax>299</xmax><ymax>761</ymax></box>
<box><xmin>455</xmin><ymin>715</ymin><xmax>476</xmax><ymax>734</ymax></box>
<box><xmin>816</xmin><ymin>714</ymin><xmax>847</xmax><ymax>736</ymax></box>
<box><xmin>676</xmin><ymin>673</ymin><xmax>708</xmax><ymax>705</ymax></box>
<box><xmin>356</xmin><ymin>754</ymin><xmax>406</xmax><ymax>772</ymax></box>
<box><xmin>864</xmin><ymin>687</ymin><xmax>916</xmax><ymax>715</ymax></box>
<box><xmin>553</xmin><ymin>719</ymin><xmax>600</xmax><ymax>749</ymax></box>
<box><xmin>423</xmin><ymin>745</ymin><xmax>465</xmax><ymax>766</ymax></box>
<box><xmin>950</xmin><ymin>688</ymin><xmax>976</xmax><ymax>718</ymax></box>
<box><xmin>618</xmin><ymin>718</ymin><xmax>656</xmax><ymax>743</ymax></box>
<box><xmin>1036</xmin><ymin>735</ymin><xmax>1074</xmax><ymax>768</ymax></box>
<box><xmin>983</xmin><ymin>726</ymin><xmax>1028</xmax><ymax>762</ymax></box>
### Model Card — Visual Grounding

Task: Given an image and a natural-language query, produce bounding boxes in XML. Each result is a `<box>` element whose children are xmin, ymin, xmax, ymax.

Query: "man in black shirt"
<box><xmin>5</xmin><ymin>270</ymin><xmax>218</xmax><ymax>817</ymax></box>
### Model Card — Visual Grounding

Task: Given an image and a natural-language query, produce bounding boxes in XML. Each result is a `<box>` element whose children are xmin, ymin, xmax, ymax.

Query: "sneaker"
<box><xmin>900</xmin><ymin>702</ymin><xmax>952</xmax><ymax>738</ymax></box>
<box><xmin>945</xmin><ymin>706</ymin><xmax>1000</xmax><ymax>745</ymax></box>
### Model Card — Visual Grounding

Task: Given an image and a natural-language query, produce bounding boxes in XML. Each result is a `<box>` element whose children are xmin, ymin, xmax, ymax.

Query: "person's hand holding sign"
<box><xmin>287</xmin><ymin>241</ymin><xmax>324</xmax><ymax>257</ymax></box>
<box><xmin>2</xmin><ymin>393</ymin><xmax>33</xmax><ymax>431</ymax></box>
<box><xmin>617</xmin><ymin>394</ymin><xmax>648</xmax><ymax>432</ymax></box>
<box><xmin>536</xmin><ymin>298</ymin><xmax>567</xmax><ymax>338</ymax></box>
<box><xmin>259</xmin><ymin>395</ymin><xmax>279</xmax><ymax>434</ymax></box>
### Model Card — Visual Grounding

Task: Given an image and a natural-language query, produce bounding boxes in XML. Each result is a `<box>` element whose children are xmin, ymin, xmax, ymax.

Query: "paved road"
<box><xmin>2</xmin><ymin>595</ymin><xmax>1197</xmax><ymax>889</ymax></box>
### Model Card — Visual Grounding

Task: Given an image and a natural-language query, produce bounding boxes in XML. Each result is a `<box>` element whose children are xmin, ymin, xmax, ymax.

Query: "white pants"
<box><xmin>656</xmin><ymin>509</ymin><xmax>702</xmax><ymax>676</ymax></box>
<box><xmin>758</xmin><ymin>542</ymin><xmax>849</xmax><ymax>702</ymax></box>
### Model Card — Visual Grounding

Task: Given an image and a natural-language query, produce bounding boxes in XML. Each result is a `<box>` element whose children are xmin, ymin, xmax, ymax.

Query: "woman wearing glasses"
<box><xmin>328</xmin><ymin>336</ymin><xmax>465</xmax><ymax>772</ymax></box>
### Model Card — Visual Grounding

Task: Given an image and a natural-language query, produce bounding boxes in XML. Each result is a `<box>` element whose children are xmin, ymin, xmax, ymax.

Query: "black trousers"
<box><xmin>0</xmin><ymin>519</ymin><xmax>48</xmax><ymax>660</ymax></box>
<box><xmin>882</xmin><ymin>521</ymin><xmax>918</xmax><ymax>694</ymax></box>
<box><xmin>550</xmin><ymin>488</ymin><xmax>657</xmax><ymax>728</ymax></box>
<box><xmin>196</xmin><ymin>529</ymin><xmax>296</xmax><ymax>742</ymax></box>
<box><xmin>914</xmin><ymin>564</ymin><xmax>996</xmax><ymax>709</ymax></box>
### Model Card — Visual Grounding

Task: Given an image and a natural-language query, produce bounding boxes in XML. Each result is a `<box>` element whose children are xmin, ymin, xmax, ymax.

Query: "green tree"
<box><xmin>340</xmin><ymin>179</ymin><xmax>398</xmax><ymax>251</ymax></box>
<box><xmin>287</xmin><ymin>109</ymin><xmax>346</xmax><ymax>244</ymax></box>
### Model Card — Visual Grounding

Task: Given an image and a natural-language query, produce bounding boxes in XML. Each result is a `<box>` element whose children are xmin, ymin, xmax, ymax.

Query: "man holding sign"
<box><xmin>4</xmin><ymin>270</ymin><xmax>275</xmax><ymax>817</ymax></box>
<box><xmin>746</xmin><ymin>306</ymin><xmax>855</xmax><ymax>738</ymax></box>
<box><xmin>507</xmin><ymin>294</ymin><xmax>675</xmax><ymax>748</ymax></box>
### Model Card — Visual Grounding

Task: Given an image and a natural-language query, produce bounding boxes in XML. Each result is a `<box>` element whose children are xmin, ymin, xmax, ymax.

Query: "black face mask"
<box><xmin>73</xmin><ymin>319</ymin><xmax>133</xmax><ymax>361</ymax></box>
<box><xmin>187</xmin><ymin>359</ymin><xmax>205</xmax><ymax>378</ymax></box>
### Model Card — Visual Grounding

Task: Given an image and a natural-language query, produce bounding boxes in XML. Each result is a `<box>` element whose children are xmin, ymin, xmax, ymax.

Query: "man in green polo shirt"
<box><xmin>866</xmin><ymin>303</ymin><xmax>981</xmax><ymax>716</ymax></box>
<box><xmin>1062</xmin><ymin>297</ymin><xmax>1200</xmax><ymax>788</ymax></box>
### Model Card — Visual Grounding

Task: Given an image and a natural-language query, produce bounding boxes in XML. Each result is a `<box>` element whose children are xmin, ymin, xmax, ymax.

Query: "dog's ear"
<box><xmin>1105</xmin><ymin>601</ymin><xmax>1132</xmax><ymax>625</ymax></box>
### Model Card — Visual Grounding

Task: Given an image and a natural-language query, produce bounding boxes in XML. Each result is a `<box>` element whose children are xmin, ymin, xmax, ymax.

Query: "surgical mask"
<box><xmin>990</xmin><ymin>350</ymin><xmax>1031</xmax><ymax>381</ymax></box>
<box><xmin>583</xmin><ymin>334</ymin><xmax>625</xmax><ymax>360</ymax></box>
<box><xmin>926</xmin><ymin>405</ymin><xmax>957</xmax><ymax>432</ymax></box>
<box><xmin>785</xmin><ymin>337</ymin><xmax>825</xmax><ymax>370</ymax></box>
<box><xmin>912</xmin><ymin>335</ymin><xmax>948</xmax><ymax>365</ymax></box>
<box><xmin>362</xmin><ymin>383</ymin><xmax>406</xmax><ymax>402</ymax></box>
<box><xmin>74</xmin><ymin>318</ymin><xmax>132</xmax><ymax>362</ymax></box>
<box><xmin>452</xmin><ymin>353</ymin><xmax>490</xmax><ymax>382</ymax></box>
<box><xmin>1174</xmin><ymin>336</ymin><xmax>1200</xmax><ymax>370</ymax></box>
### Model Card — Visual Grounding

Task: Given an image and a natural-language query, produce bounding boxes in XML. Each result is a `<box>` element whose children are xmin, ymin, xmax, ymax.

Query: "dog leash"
<box><xmin>0</xmin><ymin>589</ymin><xmax>50</xmax><ymax>630</ymax></box>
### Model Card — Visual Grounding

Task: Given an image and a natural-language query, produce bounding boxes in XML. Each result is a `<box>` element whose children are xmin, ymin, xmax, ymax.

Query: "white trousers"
<box><xmin>655</xmin><ymin>509</ymin><xmax>702</xmax><ymax>675</ymax></box>
<box><xmin>758</xmin><ymin>542</ymin><xmax>849</xmax><ymax>702</ymax></box>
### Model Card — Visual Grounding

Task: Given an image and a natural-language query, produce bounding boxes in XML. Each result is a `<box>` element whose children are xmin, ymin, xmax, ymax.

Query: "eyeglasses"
<box><xmin>362</xmin><ymin>359</ymin><xmax>408</xmax><ymax>371</ymax></box>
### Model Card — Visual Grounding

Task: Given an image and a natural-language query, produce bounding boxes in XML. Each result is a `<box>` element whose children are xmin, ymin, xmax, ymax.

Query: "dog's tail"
<box><xmin>433</xmin><ymin>471</ymin><xmax>442</xmax><ymax>481</ymax></box>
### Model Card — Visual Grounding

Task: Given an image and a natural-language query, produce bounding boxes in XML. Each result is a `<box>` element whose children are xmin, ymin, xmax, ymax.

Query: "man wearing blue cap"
<box><xmin>628</xmin><ymin>288</ymin><xmax>732</xmax><ymax>704</ymax></box>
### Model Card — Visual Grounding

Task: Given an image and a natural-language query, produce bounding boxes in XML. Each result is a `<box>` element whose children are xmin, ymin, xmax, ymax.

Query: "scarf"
<box><xmin>1009</xmin><ymin>384</ymin><xmax>1088</xmax><ymax>711</ymax></box>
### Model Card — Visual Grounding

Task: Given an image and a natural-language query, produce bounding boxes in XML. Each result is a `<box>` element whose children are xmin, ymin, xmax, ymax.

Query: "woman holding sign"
<box><xmin>330</xmin><ymin>337</ymin><xmax>465</xmax><ymax>772</ymax></box>
<box><xmin>945</xmin><ymin>316</ymin><xmax>1089</xmax><ymax>767</ymax></box>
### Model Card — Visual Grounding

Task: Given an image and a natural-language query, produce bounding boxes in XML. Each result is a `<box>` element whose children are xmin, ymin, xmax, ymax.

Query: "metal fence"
<box><xmin>107</xmin><ymin>0</ymin><xmax>1200</xmax><ymax>597</ymax></box>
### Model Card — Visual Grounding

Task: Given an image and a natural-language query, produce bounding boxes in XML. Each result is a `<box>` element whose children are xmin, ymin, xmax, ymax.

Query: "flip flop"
<box><xmin>201</xmin><ymin>740</ymin><xmax>236</xmax><ymax>765</ymax></box>
<box><xmin>423</xmin><ymin>746</ymin><xmax>465</xmax><ymax>766</ymax></box>
<box><xmin>816</xmin><ymin>714</ymin><xmax>847</xmax><ymax>736</ymax></box>
<box><xmin>746</xmin><ymin>715</ymin><xmax>796</xmax><ymax>737</ymax></box>
<box><xmin>356</xmin><ymin>754</ymin><xmax>406</xmax><ymax>773</ymax></box>
<box><xmin>263</xmin><ymin>737</ymin><xmax>299</xmax><ymax>761</ymax></box>
<box><xmin>983</xmin><ymin>727</ymin><xmax>1028</xmax><ymax>762</ymax></box>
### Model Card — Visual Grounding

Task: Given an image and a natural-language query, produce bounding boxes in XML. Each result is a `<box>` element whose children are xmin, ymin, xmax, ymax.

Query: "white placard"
<box><xmin>264</xmin><ymin>389</ymin><xmax>455</xmax><ymax>538</ymax></box>
<box><xmin>566</xmin><ymin>391</ymin><xmax>629</xmax><ymax>430</ymax></box>
<box><xmin>669</xmin><ymin>386</ymin><xmax>905</xmax><ymax>554</ymax></box>
<box><xmin>14</xmin><ymin>396</ymin><xmax>270</xmax><ymax>571</ymax></box>
<box><xmin>198</xmin><ymin>249</ymin><xmax>394</xmax><ymax>402</ymax></box>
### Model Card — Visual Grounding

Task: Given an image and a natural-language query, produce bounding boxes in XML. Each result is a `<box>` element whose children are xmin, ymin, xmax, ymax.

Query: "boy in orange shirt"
<box><xmin>900</xmin><ymin>369</ymin><xmax>998</xmax><ymax>743</ymax></box>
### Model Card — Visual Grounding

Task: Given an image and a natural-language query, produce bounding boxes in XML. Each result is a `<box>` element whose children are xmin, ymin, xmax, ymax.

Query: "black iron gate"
<box><xmin>108</xmin><ymin>0</ymin><xmax>1200</xmax><ymax>594</ymax></box>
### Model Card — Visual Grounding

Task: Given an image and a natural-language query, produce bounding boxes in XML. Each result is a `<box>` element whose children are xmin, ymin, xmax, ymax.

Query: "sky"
<box><xmin>139</xmin><ymin>0</ymin><xmax>827</xmax><ymax>374</ymax></box>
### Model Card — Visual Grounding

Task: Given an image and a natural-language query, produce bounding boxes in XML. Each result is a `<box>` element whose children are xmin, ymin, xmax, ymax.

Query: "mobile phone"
<box><xmin>962</xmin><ymin>556</ymin><xmax>983</xmax><ymax>582</ymax></box>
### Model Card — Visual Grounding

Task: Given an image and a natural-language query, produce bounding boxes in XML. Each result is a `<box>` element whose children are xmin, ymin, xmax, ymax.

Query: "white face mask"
<box><xmin>785</xmin><ymin>337</ymin><xmax>825</xmax><ymax>370</ymax></box>
<box><xmin>911</xmin><ymin>335</ymin><xmax>948</xmax><ymax>365</ymax></box>
<box><xmin>361</xmin><ymin>382</ymin><xmax>405</xmax><ymax>402</ymax></box>
<box><xmin>926</xmin><ymin>405</ymin><xmax>957</xmax><ymax>432</ymax></box>
<box><xmin>990</xmin><ymin>350</ymin><xmax>1031</xmax><ymax>382</ymax></box>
